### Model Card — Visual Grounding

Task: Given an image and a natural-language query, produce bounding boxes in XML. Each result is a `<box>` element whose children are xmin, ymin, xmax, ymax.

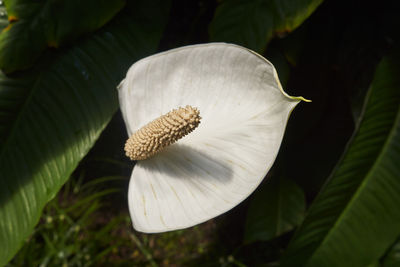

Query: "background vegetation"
<box><xmin>0</xmin><ymin>0</ymin><xmax>399</xmax><ymax>266</ymax></box>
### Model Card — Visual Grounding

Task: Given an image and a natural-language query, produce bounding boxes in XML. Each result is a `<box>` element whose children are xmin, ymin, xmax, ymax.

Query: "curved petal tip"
<box><xmin>291</xmin><ymin>96</ymin><xmax>312</xmax><ymax>102</ymax></box>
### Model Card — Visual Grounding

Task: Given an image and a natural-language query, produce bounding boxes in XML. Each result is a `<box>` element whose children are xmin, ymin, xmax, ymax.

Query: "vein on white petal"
<box><xmin>160</xmin><ymin>143</ymin><xmax>260</xmax><ymax>220</ymax></box>
<box><xmin>201</xmin><ymin>140</ymin><xmax>259</xmax><ymax>184</ymax></box>
<box><xmin>180</xmin><ymin>141</ymin><xmax>259</xmax><ymax>196</ymax></box>
<box><xmin>128</xmin><ymin>168</ymin><xmax>147</xmax><ymax>230</ymax></box>
<box><xmin>161</xmin><ymin>145</ymin><xmax>233</xmax><ymax>206</ymax></box>
<box><xmin>163</xmin><ymin>145</ymin><xmax>236</xmax><ymax>214</ymax></box>
<box><xmin>137</xmin><ymin>160</ymin><xmax>197</xmax><ymax>230</ymax></box>
<box><xmin>175</xmin><ymin>144</ymin><xmax>234</xmax><ymax>186</ymax></box>
<box><xmin>157</xmin><ymin>157</ymin><xmax>206</xmax><ymax>223</ymax></box>
<box><xmin>208</xmin><ymin>133</ymin><xmax>269</xmax><ymax>163</ymax></box>
<box><xmin>150</xmin><ymin>160</ymin><xmax>180</xmax><ymax>228</ymax></box>
<box><xmin>142</xmin><ymin>164</ymin><xmax>163</xmax><ymax>229</ymax></box>
<box><xmin>156</xmin><ymin>150</ymin><xmax>215</xmax><ymax>225</ymax></box>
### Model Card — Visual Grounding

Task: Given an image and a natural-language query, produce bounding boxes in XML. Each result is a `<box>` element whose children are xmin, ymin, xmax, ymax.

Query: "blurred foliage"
<box><xmin>7</xmin><ymin>173</ymin><xmax>218</xmax><ymax>267</ymax></box>
<box><xmin>7</xmin><ymin>171</ymin><xmax>219</xmax><ymax>267</ymax></box>
<box><xmin>0</xmin><ymin>0</ymin><xmax>125</xmax><ymax>72</ymax></box>
<box><xmin>209</xmin><ymin>0</ymin><xmax>324</xmax><ymax>53</ymax></box>
<box><xmin>0</xmin><ymin>0</ymin><xmax>399</xmax><ymax>266</ymax></box>
<box><xmin>245</xmin><ymin>177</ymin><xmax>305</xmax><ymax>244</ymax></box>
<box><xmin>0</xmin><ymin>2</ymin><xmax>7</xmax><ymax>30</ymax></box>
<box><xmin>6</xmin><ymin>174</ymin><xmax>124</xmax><ymax>267</ymax></box>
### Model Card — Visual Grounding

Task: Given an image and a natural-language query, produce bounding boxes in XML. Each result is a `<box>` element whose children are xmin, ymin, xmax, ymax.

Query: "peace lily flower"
<box><xmin>118</xmin><ymin>43</ymin><xmax>309</xmax><ymax>233</ymax></box>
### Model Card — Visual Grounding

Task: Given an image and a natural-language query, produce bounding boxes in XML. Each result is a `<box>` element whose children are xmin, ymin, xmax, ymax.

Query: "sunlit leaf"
<box><xmin>209</xmin><ymin>0</ymin><xmax>324</xmax><ymax>53</ymax></box>
<box><xmin>0</xmin><ymin>1</ymin><xmax>170</xmax><ymax>265</ymax></box>
<box><xmin>281</xmin><ymin>48</ymin><xmax>400</xmax><ymax>267</ymax></box>
<box><xmin>0</xmin><ymin>0</ymin><xmax>125</xmax><ymax>73</ymax></box>
<box><xmin>245</xmin><ymin>177</ymin><xmax>305</xmax><ymax>243</ymax></box>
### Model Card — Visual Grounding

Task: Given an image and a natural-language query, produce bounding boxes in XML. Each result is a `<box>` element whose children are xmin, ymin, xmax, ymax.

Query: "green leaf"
<box><xmin>209</xmin><ymin>0</ymin><xmax>324</xmax><ymax>53</ymax></box>
<box><xmin>245</xmin><ymin>177</ymin><xmax>305</xmax><ymax>243</ymax></box>
<box><xmin>382</xmin><ymin>237</ymin><xmax>400</xmax><ymax>267</ymax></box>
<box><xmin>0</xmin><ymin>1</ymin><xmax>170</xmax><ymax>265</ymax></box>
<box><xmin>281</xmin><ymin>48</ymin><xmax>400</xmax><ymax>267</ymax></box>
<box><xmin>0</xmin><ymin>0</ymin><xmax>125</xmax><ymax>73</ymax></box>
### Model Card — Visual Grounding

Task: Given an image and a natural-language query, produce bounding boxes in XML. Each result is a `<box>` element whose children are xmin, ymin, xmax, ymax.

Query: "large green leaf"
<box><xmin>209</xmin><ymin>0</ymin><xmax>324</xmax><ymax>53</ymax></box>
<box><xmin>0</xmin><ymin>0</ymin><xmax>125</xmax><ymax>73</ymax></box>
<box><xmin>244</xmin><ymin>177</ymin><xmax>305</xmax><ymax>243</ymax></box>
<box><xmin>0</xmin><ymin>1</ymin><xmax>170</xmax><ymax>265</ymax></box>
<box><xmin>281</xmin><ymin>48</ymin><xmax>400</xmax><ymax>267</ymax></box>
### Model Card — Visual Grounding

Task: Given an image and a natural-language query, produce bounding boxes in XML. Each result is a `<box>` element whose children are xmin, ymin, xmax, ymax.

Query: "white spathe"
<box><xmin>118</xmin><ymin>43</ymin><xmax>308</xmax><ymax>233</ymax></box>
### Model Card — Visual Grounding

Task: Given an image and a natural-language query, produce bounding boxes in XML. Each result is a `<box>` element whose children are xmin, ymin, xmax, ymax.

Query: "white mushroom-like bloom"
<box><xmin>118</xmin><ymin>43</ymin><xmax>309</xmax><ymax>233</ymax></box>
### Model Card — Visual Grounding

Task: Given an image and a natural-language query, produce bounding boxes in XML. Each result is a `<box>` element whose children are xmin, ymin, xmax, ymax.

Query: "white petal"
<box><xmin>119</xmin><ymin>43</ymin><xmax>308</xmax><ymax>233</ymax></box>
